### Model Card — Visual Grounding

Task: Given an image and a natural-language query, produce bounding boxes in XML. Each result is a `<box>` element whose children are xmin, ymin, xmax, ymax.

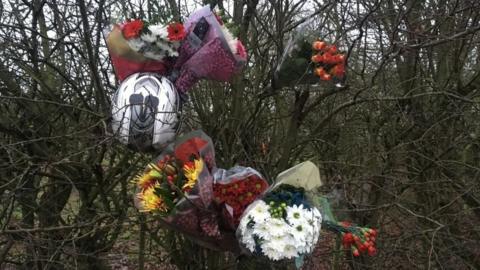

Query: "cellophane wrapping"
<box><xmin>104</xmin><ymin>24</ymin><xmax>172</xmax><ymax>82</ymax></box>
<box><xmin>213</xmin><ymin>166</ymin><xmax>269</xmax><ymax>229</ymax></box>
<box><xmin>173</xmin><ymin>6</ymin><xmax>247</xmax><ymax>93</ymax></box>
<box><xmin>236</xmin><ymin>161</ymin><xmax>324</xmax><ymax>261</ymax></box>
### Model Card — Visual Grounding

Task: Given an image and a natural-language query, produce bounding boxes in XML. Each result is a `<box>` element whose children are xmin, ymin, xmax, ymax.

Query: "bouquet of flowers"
<box><xmin>133</xmin><ymin>131</ymin><xmax>241</xmax><ymax>252</ymax></box>
<box><xmin>311</xmin><ymin>40</ymin><xmax>346</xmax><ymax>81</ymax></box>
<box><xmin>339</xmin><ymin>222</ymin><xmax>378</xmax><ymax>257</ymax></box>
<box><xmin>213</xmin><ymin>166</ymin><xmax>269</xmax><ymax>229</ymax></box>
<box><xmin>274</xmin><ymin>21</ymin><xmax>346</xmax><ymax>88</ymax></box>
<box><xmin>173</xmin><ymin>130</ymin><xmax>216</xmax><ymax>172</ymax></box>
<box><xmin>172</xmin><ymin>6</ymin><xmax>247</xmax><ymax>93</ymax></box>
<box><xmin>237</xmin><ymin>161</ymin><xmax>324</xmax><ymax>261</ymax></box>
<box><xmin>104</xmin><ymin>19</ymin><xmax>186</xmax><ymax>81</ymax></box>
<box><xmin>134</xmin><ymin>131</ymin><xmax>218</xmax><ymax>236</ymax></box>
<box><xmin>238</xmin><ymin>184</ymin><xmax>322</xmax><ymax>261</ymax></box>
<box><xmin>318</xmin><ymin>203</ymin><xmax>379</xmax><ymax>257</ymax></box>
<box><xmin>134</xmin><ymin>153</ymin><xmax>204</xmax><ymax>215</ymax></box>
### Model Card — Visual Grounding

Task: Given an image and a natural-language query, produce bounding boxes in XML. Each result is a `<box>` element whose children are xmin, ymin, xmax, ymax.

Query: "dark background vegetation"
<box><xmin>1</xmin><ymin>0</ymin><xmax>479</xmax><ymax>269</ymax></box>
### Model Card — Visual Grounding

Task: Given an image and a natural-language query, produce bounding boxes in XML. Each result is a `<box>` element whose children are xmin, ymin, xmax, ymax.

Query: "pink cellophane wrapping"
<box><xmin>174</xmin><ymin>6</ymin><xmax>247</xmax><ymax>93</ymax></box>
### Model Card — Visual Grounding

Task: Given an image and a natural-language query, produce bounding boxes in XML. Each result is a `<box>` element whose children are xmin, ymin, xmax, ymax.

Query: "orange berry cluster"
<box><xmin>341</xmin><ymin>223</ymin><xmax>378</xmax><ymax>257</ymax></box>
<box><xmin>311</xmin><ymin>40</ymin><xmax>346</xmax><ymax>81</ymax></box>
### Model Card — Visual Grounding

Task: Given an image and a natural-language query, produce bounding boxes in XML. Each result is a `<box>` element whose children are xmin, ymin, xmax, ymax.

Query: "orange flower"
<box><xmin>328</xmin><ymin>45</ymin><xmax>337</xmax><ymax>54</ymax></box>
<box><xmin>334</xmin><ymin>54</ymin><xmax>346</xmax><ymax>64</ymax></box>
<box><xmin>167</xmin><ymin>22</ymin><xmax>186</xmax><ymax>41</ymax></box>
<box><xmin>122</xmin><ymin>19</ymin><xmax>144</xmax><ymax>39</ymax></box>
<box><xmin>311</xmin><ymin>54</ymin><xmax>323</xmax><ymax>63</ymax></box>
<box><xmin>332</xmin><ymin>64</ymin><xmax>345</xmax><ymax>78</ymax></box>
<box><xmin>314</xmin><ymin>67</ymin><xmax>326</xmax><ymax>77</ymax></box>
<box><xmin>312</xmin><ymin>40</ymin><xmax>326</xmax><ymax>51</ymax></box>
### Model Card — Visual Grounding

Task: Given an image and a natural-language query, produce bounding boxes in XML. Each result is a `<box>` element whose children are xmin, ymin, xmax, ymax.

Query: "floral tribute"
<box><xmin>121</xmin><ymin>19</ymin><xmax>186</xmax><ymax>60</ymax></box>
<box><xmin>213</xmin><ymin>167</ymin><xmax>268</xmax><ymax>228</ymax></box>
<box><xmin>172</xmin><ymin>6</ymin><xmax>248</xmax><ymax>93</ymax></box>
<box><xmin>311</xmin><ymin>40</ymin><xmax>346</xmax><ymax>81</ymax></box>
<box><xmin>237</xmin><ymin>184</ymin><xmax>322</xmax><ymax>261</ymax></box>
<box><xmin>134</xmin><ymin>154</ymin><xmax>204</xmax><ymax>213</ymax></box>
<box><xmin>338</xmin><ymin>222</ymin><xmax>378</xmax><ymax>257</ymax></box>
<box><xmin>104</xmin><ymin>19</ymin><xmax>187</xmax><ymax>81</ymax></box>
<box><xmin>133</xmin><ymin>131</ymin><xmax>223</xmax><ymax>241</ymax></box>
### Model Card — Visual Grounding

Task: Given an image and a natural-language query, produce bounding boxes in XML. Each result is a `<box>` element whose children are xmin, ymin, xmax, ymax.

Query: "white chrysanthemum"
<box><xmin>127</xmin><ymin>38</ymin><xmax>145</xmax><ymax>52</ymax></box>
<box><xmin>295</xmin><ymin>242</ymin><xmax>309</xmax><ymax>254</ymax></box>
<box><xmin>262</xmin><ymin>235</ymin><xmax>287</xmax><ymax>252</ymax></box>
<box><xmin>249</xmin><ymin>201</ymin><xmax>271</xmax><ymax>223</ymax></box>
<box><xmin>265</xmin><ymin>217</ymin><xmax>289</xmax><ymax>236</ymax></box>
<box><xmin>286</xmin><ymin>204</ymin><xmax>308</xmax><ymax>226</ymax></box>
<box><xmin>301</xmin><ymin>207</ymin><xmax>322</xmax><ymax>248</ymax></box>
<box><xmin>238</xmin><ymin>214</ymin><xmax>253</xmax><ymax>232</ymax></box>
<box><xmin>140</xmin><ymin>32</ymin><xmax>156</xmax><ymax>43</ymax></box>
<box><xmin>290</xmin><ymin>223</ymin><xmax>308</xmax><ymax>243</ymax></box>
<box><xmin>241</xmin><ymin>229</ymin><xmax>256</xmax><ymax>252</ymax></box>
<box><xmin>304</xmin><ymin>208</ymin><xmax>322</xmax><ymax>234</ymax></box>
<box><xmin>312</xmin><ymin>207</ymin><xmax>322</xmax><ymax>219</ymax></box>
<box><xmin>146</xmin><ymin>24</ymin><xmax>169</xmax><ymax>39</ymax></box>
<box><xmin>253</xmin><ymin>221</ymin><xmax>271</xmax><ymax>239</ymax></box>
<box><xmin>282</xmin><ymin>244</ymin><xmax>299</xmax><ymax>259</ymax></box>
<box><xmin>261</xmin><ymin>246</ymin><xmax>283</xmax><ymax>261</ymax></box>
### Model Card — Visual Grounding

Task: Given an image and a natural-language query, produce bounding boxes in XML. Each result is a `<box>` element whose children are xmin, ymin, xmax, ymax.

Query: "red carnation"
<box><xmin>122</xmin><ymin>19</ymin><xmax>144</xmax><ymax>39</ymax></box>
<box><xmin>167</xmin><ymin>22</ymin><xmax>186</xmax><ymax>41</ymax></box>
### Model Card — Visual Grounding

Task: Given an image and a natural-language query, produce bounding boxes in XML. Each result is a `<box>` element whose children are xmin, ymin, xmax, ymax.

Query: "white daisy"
<box><xmin>295</xmin><ymin>242</ymin><xmax>308</xmax><ymax>254</ymax></box>
<box><xmin>238</xmin><ymin>214</ymin><xmax>253</xmax><ymax>232</ymax></box>
<box><xmin>140</xmin><ymin>32</ymin><xmax>156</xmax><ymax>43</ymax></box>
<box><xmin>282</xmin><ymin>244</ymin><xmax>299</xmax><ymax>259</ymax></box>
<box><xmin>265</xmin><ymin>217</ymin><xmax>289</xmax><ymax>236</ymax></box>
<box><xmin>241</xmin><ymin>229</ymin><xmax>256</xmax><ymax>252</ymax></box>
<box><xmin>262</xmin><ymin>235</ymin><xmax>287</xmax><ymax>252</ymax></box>
<box><xmin>286</xmin><ymin>204</ymin><xmax>307</xmax><ymax>226</ymax></box>
<box><xmin>146</xmin><ymin>24</ymin><xmax>169</xmax><ymax>39</ymax></box>
<box><xmin>249</xmin><ymin>201</ymin><xmax>271</xmax><ymax>223</ymax></box>
<box><xmin>290</xmin><ymin>223</ymin><xmax>308</xmax><ymax>243</ymax></box>
<box><xmin>253</xmin><ymin>220</ymin><xmax>271</xmax><ymax>239</ymax></box>
<box><xmin>261</xmin><ymin>246</ymin><xmax>283</xmax><ymax>261</ymax></box>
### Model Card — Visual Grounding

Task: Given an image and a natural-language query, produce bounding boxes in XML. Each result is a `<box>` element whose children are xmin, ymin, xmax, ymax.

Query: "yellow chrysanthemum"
<box><xmin>136</xmin><ymin>174</ymin><xmax>155</xmax><ymax>190</ymax></box>
<box><xmin>135</xmin><ymin>164</ymin><xmax>162</xmax><ymax>189</ymax></box>
<box><xmin>137</xmin><ymin>185</ymin><xmax>168</xmax><ymax>212</ymax></box>
<box><xmin>182</xmin><ymin>159</ymin><xmax>203</xmax><ymax>191</ymax></box>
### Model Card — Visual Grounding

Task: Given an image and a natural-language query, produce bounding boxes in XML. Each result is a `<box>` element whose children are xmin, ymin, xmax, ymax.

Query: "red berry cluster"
<box><xmin>213</xmin><ymin>175</ymin><xmax>268</xmax><ymax>227</ymax></box>
<box><xmin>311</xmin><ymin>40</ymin><xmax>346</xmax><ymax>81</ymax></box>
<box><xmin>341</xmin><ymin>223</ymin><xmax>378</xmax><ymax>257</ymax></box>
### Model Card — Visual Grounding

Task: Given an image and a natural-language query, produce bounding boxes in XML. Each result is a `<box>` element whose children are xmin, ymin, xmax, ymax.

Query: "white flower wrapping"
<box><xmin>126</xmin><ymin>24</ymin><xmax>181</xmax><ymax>60</ymax></box>
<box><xmin>237</xmin><ymin>200</ymin><xmax>322</xmax><ymax>260</ymax></box>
